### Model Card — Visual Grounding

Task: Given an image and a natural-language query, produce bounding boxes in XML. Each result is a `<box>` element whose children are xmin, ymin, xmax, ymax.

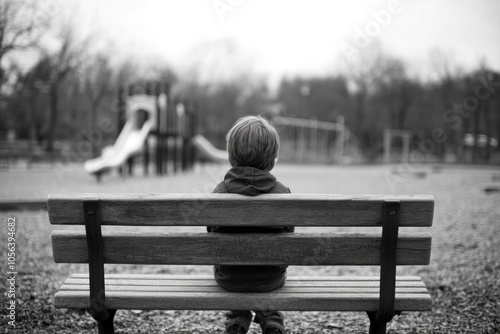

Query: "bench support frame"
<box><xmin>367</xmin><ymin>311</ymin><xmax>387</xmax><ymax>334</ymax></box>
<box><xmin>84</xmin><ymin>200</ymin><xmax>116</xmax><ymax>334</ymax></box>
<box><xmin>367</xmin><ymin>200</ymin><xmax>400</xmax><ymax>334</ymax></box>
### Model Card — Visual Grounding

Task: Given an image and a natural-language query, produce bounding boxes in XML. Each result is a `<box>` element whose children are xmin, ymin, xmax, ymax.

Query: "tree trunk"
<box><xmin>46</xmin><ymin>85</ymin><xmax>59</xmax><ymax>152</ymax></box>
<box><xmin>497</xmin><ymin>98</ymin><xmax>500</xmax><ymax>152</ymax></box>
<box><xmin>90</xmin><ymin>103</ymin><xmax>98</xmax><ymax>158</ymax></box>
<box><xmin>29</xmin><ymin>91</ymin><xmax>39</xmax><ymax>142</ymax></box>
<box><xmin>354</xmin><ymin>91</ymin><xmax>365</xmax><ymax>137</ymax></box>
<box><xmin>0</xmin><ymin>67</ymin><xmax>5</xmax><ymax>92</ymax></box>
<box><xmin>70</xmin><ymin>86</ymin><xmax>80</xmax><ymax>145</ymax></box>
<box><xmin>484</xmin><ymin>99</ymin><xmax>491</xmax><ymax>163</ymax></box>
<box><xmin>472</xmin><ymin>99</ymin><xmax>481</xmax><ymax>164</ymax></box>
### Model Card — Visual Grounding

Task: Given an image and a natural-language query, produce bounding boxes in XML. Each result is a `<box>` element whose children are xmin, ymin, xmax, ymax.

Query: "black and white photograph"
<box><xmin>0</xmin><ymin>0</ymin><xmax>499</xmax><ymax>333</ymax></box>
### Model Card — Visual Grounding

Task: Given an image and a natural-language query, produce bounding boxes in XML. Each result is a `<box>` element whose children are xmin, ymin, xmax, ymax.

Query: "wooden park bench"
<box><xmin>48</xmin><ymin>193</ymin><xmax>434</xmax><ymax>334</ymax></box>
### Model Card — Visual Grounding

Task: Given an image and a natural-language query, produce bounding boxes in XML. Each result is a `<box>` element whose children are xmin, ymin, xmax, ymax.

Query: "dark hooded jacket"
<box><xmin>208</xmin><ymin>166</ymin><xmax>294</xmax><ymax>292</ymax></box>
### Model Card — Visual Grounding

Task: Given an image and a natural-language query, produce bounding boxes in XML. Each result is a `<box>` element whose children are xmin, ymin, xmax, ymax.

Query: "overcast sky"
<box><xmin>52</xmin><ymin>0</ymin><xmax>500</xmax><ymax>85</ymax></box>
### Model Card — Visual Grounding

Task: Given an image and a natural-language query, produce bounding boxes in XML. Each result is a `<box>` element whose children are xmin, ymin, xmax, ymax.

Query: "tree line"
<box><xmin>1</xmin><ymin>0</ymin><xmax>499</xmax><ymax>163</ymax></box>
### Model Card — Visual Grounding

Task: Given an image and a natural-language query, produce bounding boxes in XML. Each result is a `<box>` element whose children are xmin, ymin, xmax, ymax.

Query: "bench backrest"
<box><xmin>49</xmin><ymin>193</ymin><xmax>433</xmax><ymax>266</ymax></box>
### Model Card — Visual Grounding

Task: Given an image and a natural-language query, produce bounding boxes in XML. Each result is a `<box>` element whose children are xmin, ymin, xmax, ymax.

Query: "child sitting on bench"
<box><xmin>208</xmin><ymin>116</ymin><xmax>294</xmax><ymax>334</ymax></box>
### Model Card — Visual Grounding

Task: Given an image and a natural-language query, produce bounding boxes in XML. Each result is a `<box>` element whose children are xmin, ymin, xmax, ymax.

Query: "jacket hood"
<box><xmin>224</xmin><ymin>166</ymin><xmax>277</xmax><ymax>196</ymax></box>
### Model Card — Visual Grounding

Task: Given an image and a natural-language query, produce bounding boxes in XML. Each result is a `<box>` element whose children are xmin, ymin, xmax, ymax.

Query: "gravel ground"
<box><xmin>0</xmin><ymin>163</ymin><xmax>499</xmax><ymax>333</ymax></box>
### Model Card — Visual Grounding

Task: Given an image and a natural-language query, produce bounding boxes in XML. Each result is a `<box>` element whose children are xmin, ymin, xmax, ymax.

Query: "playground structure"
<box><xmin>273</xmin><ymin>115</ymin><xmax>352</xmax><ymax>164</ymax></box>
<box><xmin>84</xmin><ymin>82</ymin><xmax>227</xmax><ymax>180</ymax></box>
<box><xmin>383</xmin><ymin>129</ymin><xmax>412</xmax><ymax>164</ymax></box>
<box><xmin>83</xmin><ymin>82</ymin><xmax>358</xmax><ymax>179</ymax></box>
<box><xmin>192</xmin><ymin>134</ymin><xmax>228</xmax><ymax>162</ymax></box>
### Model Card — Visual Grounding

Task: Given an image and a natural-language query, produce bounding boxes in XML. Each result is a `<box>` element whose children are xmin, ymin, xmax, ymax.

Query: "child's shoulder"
<box><xmin>213</xmin><ymin>181</ymin><xmax>228</xmax><ymax>193</ymax></box>
<box><xmin>272</xmin><ymin>181</ymin><xmax>291</xmax><ymax>194</ymax></box>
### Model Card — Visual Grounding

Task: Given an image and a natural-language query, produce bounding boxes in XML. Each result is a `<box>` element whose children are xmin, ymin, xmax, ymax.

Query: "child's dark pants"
<box><xmin>225</xmin><ymin>310</ymin><xmax>285</xmax><ymax>333</ymax></box>
<box><xmin>218</xmin><ymin>272</ymin><xmax>287</xmax><ymax>333</ymax></box>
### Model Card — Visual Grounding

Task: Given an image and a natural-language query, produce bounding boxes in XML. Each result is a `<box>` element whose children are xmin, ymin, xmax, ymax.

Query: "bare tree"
<box><xmin>344</xmin><ymin>43</ymin><xmax>387</xmax><ymax>159</ymax></box>
<box><xmin>429</xmin><ymin>48</ymin><xmax>463</xmax><ymax>160</ymax></box>
<box><xmin>0</xmin><ymin>0</ymin><xmax>47</xmax><ymax>90</ymax></box>
<box><xmin>17</xmin><ymin>56</ymin><xmax>51</xmax><ymax>142</ymax></box>
<box><xmin>43</xmin><ymin>27</ymin><xmax>86</xmax><ymax>151</ymax></box>
<box><xmin>376</xmin><ymin>57</ymin><xmax>419</xmax><ymax>130</ymax></box>
<box><xmin>83</xmin><ymin>54</ymin><xmax>113</xmax><ymax>157</ymax></box>
<box><xmin>465</xmin><ymin>63</ymin><xmax>498</xmax><ymax>163</ymax></box>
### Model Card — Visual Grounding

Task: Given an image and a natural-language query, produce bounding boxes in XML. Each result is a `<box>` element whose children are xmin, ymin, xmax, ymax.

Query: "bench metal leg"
<box><xmin>367</xmin><ymin>312</ymin><xmax>387</xmax><ymax>334</ymax></box>
<box><xmin>97</xmin><ymin>309</ymin><xmax>117</xmax><ymax>334</ymax></box>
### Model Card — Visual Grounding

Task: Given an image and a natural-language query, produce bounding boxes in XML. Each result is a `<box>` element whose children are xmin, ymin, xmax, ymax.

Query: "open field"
<box><xmin>0</xmin><ymin>163</ymin><xmax>499</xmax><ymax>333</ymax></box>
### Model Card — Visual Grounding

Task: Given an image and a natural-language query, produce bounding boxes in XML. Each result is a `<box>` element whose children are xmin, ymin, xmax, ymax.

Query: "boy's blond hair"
<box><xmin>226</xmin><ymin>116</ymin><xmax>280</xmax><ymax>171</ymax></box>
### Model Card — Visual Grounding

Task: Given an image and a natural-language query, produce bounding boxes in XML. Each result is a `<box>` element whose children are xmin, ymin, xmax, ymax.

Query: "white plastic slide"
<box><xmin>84</xmin><ymin>92</ymin><xmax>226</xmax><ymax>175</ymax></box>
<box><xmin>84</xmin><ymin>118</ymin><xmax>154</xmax><ymax>175</ymax></box>
<box><xmin>192</xmin><ymin>134</ymin><xmax>228</xmax><ymax>163</ymax></box>
<box><xmin>84</xmin><ymin>94</ymin><xmax>161</xmax><ymax>176</ymax></box>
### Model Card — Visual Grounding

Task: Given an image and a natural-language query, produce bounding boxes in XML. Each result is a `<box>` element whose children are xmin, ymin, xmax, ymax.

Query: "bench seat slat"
<box><xmin>69</xmin><ymin>273</ymin><xmax>425</xmax><ymax>281</ymax></box>
<box><xmin>48</xmin><ymin>193</ymin><xmax>434</xmax><ymax>227</ymax></box>
<box><xmin>54</xmin><ymin>275</ymin><xmax>431</xmax><ymax>312</ymax></box>
<box><xmin>59</xmin><ymin>285</ymin><xmax>430</xmax><ymax>294</ymax></box>
<box><xmin>52</xmin><ymin>231</ymin><xmax>432</xmax><ymax>265</ymax></box>
<box><xmin>61</xmin><ymin>278</ymin><xmax>427</xmax><ymax>288</ymax></box>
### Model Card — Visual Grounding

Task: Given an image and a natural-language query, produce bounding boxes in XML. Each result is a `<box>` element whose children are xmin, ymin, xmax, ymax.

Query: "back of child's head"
<box><xmin>226</xmin><ymin>115</ymin><xmax>280</xmax><ymax>171</ymax></box>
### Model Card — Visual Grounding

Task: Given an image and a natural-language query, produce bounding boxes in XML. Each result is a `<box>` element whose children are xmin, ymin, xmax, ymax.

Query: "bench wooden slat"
<box><xmin>55</xmin><ymin>290</ymin><xmax>432</xmax><ymax>312</ymax></box>
<box><xmin>61</xmin><ymin>278</ymin><xmax>427</xmax><ymax>288</ymax></box>
<box><xmin>52</xmin><ymin>231</ymin><xmax>432</xmax><ymax>265</ymax></box>
<box><xmin>48</xmin><ymin>193</ymin><xmax>434</xmax><ymax>227</ymax></box>
<box><xmin>69</xmin><ymin>273</ymin><xmax>425</xmax><ymax>281</ymax></box>
<box><xmin>60</xmin><ymin>285</ymin><xmax>430</xmax><ymax>294</ymax></box>
<box><xmin>54</xmin><ymin>275</ymin><xmax>431</xmax><ymax>312</ymax></box>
